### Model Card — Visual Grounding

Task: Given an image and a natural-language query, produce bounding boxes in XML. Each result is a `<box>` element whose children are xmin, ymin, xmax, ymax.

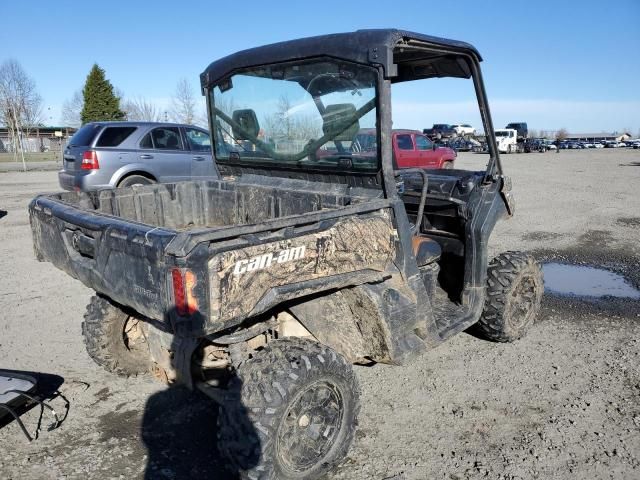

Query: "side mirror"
<box><xmin>432</xmin><ymin>143</ymin><xmax>437</xmax><ymax>151</ymax></box>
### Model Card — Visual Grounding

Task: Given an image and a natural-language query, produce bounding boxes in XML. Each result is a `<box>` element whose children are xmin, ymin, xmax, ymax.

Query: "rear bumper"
<box><xmin>58</xmin><ymin>170</ymin><xmax>111</xmax><ymax>192</ymax></box>
<box><xmin>58</xmin><ymin>170</ymin><xmax>75</xmax><ymax>191</ymax></box>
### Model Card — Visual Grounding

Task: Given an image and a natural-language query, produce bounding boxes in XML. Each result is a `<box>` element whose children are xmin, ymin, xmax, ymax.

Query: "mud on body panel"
<box><xmin>208</xmin><ymin>210</ymin><xmax>397</xmax><ymax>324</ymax></box>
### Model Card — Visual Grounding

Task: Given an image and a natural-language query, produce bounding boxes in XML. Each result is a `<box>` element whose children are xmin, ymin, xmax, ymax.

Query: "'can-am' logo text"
<box><xmin>233</xmin><ymin>246</ymin><xmax>306</xmax><ymax>275</ymax></box>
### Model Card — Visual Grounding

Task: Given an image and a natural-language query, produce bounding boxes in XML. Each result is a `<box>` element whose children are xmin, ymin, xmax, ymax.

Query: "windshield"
<box><xmin>210</xmin><ymin>59</ymin><xmax>379</xmax><ymax>172</ymax></box>
<box><xmin>495</xmin><ymin>131</ymin><xmax>509</xmax><ymax>137</ymax></box>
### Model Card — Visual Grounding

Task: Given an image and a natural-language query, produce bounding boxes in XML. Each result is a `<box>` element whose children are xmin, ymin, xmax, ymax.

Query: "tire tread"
<box><xmin>476</xmin><ymin>251</ymin><xmax>543</xmax><ymax>342</ymax></box>
<box><xmin>218</xmin><ymin>337</ymin><xmax>360</xmax><ymax>480</ymax></box>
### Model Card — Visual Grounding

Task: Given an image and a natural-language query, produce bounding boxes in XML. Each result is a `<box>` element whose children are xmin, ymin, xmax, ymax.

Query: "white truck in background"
<box><xmin>494</xmin><ymin>128</ymin><xmax>519</xmax><ymax>153</ymax></box>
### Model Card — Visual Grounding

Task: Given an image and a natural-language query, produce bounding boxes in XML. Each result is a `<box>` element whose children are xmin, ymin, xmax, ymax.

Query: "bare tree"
<box><xmin>22</xmin><ymin>91</ymin><xmax>43</xmax><ymax>148</ymax></box>
<box><xmin>122</xmin><ymin>96</ymin><xmax>162</xmax><ymax>121</ymax></box>
<box><xmin>0</xmin><ymin>59</ymin><xmax>43</xmax><ymax>169</ymax></box>
<box><xmin>171</xmin><ymin>78</ymin><xmax>197</xmax><ymax>124</ymax></box>
<box><xmin>61</xmin><ymin>89</ymin><xmax>83</xmax><ymax>127</ymax></box>
<box><xmin>213</xmin><ymin>95</ymin><xmax>235</xmax><ymax>117</ymax></box>
<box><xmin>555</xmin><ymin>128</ymin><xmax>568</xmax><ymax>142</ymax></box>
<box><xmin>263</xmin><ymin>95</ymin><xmax>322</xmax><ymax>142</ymax></box>
<box><xmin>193</xmin><ymin>109</ymin><xmax>209</xmax><ymax>128</ymax></box>
<box><xmin>528</xmin><ymin>128</ymin><xmax>539</xmax><ymax>139</ymax></box>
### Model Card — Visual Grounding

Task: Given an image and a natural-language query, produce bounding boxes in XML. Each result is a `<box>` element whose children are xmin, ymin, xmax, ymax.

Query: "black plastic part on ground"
<box><xmin>0</xmin><ymin>370</ymin><xmax>65</xmax><ymax>436</ymax></box>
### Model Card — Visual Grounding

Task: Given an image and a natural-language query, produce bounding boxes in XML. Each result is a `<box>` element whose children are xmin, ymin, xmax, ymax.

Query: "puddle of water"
<box><xmin>542</xmin><ymin>263</ymin><xmax>640</xmax><ymax>299</ymax></box>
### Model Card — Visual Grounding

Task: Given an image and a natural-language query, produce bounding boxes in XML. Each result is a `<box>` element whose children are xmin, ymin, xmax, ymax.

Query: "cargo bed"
<box><xmin>29</xmin><ymin>177</ymin><xmax>391</xmax><ymax>335</ymax></box>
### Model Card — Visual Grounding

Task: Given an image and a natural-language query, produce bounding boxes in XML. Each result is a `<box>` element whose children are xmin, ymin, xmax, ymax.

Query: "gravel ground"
<box><xmin>0</xmin><ymin>148</ymin><xmax>639</xmax><ymax>479</ymax></box>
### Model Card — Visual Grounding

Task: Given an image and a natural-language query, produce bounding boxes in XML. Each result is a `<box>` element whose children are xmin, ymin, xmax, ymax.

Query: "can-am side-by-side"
<box><xmin>30</xmin><ymin>29</ymin><xmax>543</xmax><ymax>480</ymax></box>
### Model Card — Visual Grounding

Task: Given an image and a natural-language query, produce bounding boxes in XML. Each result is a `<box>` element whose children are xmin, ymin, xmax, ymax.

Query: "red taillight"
<box><xmin>81</xmin><ymin>150</ymin><xmax>99</xmax><ymax>170</ymax></box>
<box><xmin>171</xmin><ymin>268</ymin><xmax>199</xmax><ymax>316</ymax></box>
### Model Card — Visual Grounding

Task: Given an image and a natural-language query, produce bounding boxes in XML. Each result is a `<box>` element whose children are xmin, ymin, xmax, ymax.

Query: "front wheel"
<box><xmin>218</xmin><ymin>338</ymin><xmax>360</xmax><ymax>480</ymax></box>
<box><xmin>476</xmin><ymin>252</ymin><xmax>544</xmax><ymax>342</ymax></box>
<box><xmin>442</xmin><ymin>161</ymin><xmax>454</xmax><ymax>169</ymax></box>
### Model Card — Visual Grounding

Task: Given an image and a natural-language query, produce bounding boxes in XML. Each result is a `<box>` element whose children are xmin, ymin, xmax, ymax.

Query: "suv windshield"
<box><xmin>210</xmin><ymin>58</ymin><xmax>379</xmax><ymax>172</ymax></box>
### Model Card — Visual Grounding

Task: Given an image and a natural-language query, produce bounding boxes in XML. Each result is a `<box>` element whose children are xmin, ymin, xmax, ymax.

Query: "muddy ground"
<box><xmin>0</xmin><ymin>148</ymin><xmax>639</xmax><ymax>479</ymax></box>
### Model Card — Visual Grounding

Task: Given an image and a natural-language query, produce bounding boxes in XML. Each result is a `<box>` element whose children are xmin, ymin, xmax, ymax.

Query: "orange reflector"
<box><xmin>184</xmin><ymin>270</ymin><xmax>199</xmax><ymax>315</ymax></box>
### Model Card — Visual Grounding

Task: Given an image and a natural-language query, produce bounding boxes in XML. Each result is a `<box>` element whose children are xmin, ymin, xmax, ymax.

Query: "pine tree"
<box><xmin>80</xmin><ymin>64</ymin><xmax>125</xmax><ymax>124</ymax></box>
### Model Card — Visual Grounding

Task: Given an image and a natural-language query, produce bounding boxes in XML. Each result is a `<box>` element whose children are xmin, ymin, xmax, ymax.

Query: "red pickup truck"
<box><xmin>355</xmin><ymin>129</ymin><xmax>456</xmax><ymax>169</ymax></box>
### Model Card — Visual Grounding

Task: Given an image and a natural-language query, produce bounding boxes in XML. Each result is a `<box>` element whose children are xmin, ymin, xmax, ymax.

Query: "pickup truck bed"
<box><xmin>29</xmin><ymin>177</ymin><xmax>394</xmax><ymax>337</ymax></box>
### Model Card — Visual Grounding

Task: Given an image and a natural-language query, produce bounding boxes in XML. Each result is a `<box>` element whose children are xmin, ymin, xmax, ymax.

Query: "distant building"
<box><xmin>0</xmin><ymin>126</ymin><xmax>78</xmax><ymax>153</ymax></box>
<box><xmin>565</xmin><ymin>132</ymin><xmax>631</xmax><ymax>142</ymax></box>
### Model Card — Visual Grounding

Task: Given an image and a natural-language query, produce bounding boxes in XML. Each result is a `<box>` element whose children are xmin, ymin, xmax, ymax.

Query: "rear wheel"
<box><xmin>218</xmin><ymin>338</ymin><xmax>359</xmax><ymax>480</ymax></box>
<box><xmin>82</xmin><ymin>295</ymin><xmax>152</xmax><ymax>376</ymax></box>
<box><xmin>118</xmin><ymin>174</ymin><xmax>155</xmax><ymax>188</ymax></box>
<box><xmin>476</xmin><ymin>252</ymin><xmax>544</xmax><ymax>342</ymax></box>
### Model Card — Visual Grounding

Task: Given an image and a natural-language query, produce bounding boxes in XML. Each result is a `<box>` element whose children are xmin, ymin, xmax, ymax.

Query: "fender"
<box><xmin>110</xmin><ymin>163</ymin><xmax>157</xmax><ymax>187</ymax></box>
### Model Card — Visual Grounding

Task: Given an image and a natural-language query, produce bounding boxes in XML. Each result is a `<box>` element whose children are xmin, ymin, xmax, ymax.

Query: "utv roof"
<box><xmin>201</xmin><ymin>29</ymin><xmax>482</xmax><ymax>89</ymax></box>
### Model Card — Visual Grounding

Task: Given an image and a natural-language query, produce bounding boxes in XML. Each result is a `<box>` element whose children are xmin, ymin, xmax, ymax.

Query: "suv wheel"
<box><xmin>476</xmin><ymin>251</ymin><xmax>544</xmax><ymax>342</ymax></box>
<box><xmin>82</xmin><ymin>295</ymin><xmax>152</xmax><ymax>376</ymax></box>
<box><xmin>218</xmin><ymin>338</ymin><xmax>360</xmax><ymax>480</ymax></box>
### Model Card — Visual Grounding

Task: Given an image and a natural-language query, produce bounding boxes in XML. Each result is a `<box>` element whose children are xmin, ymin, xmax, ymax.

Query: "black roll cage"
<box><xmin>202</xmin><ymin>29</ymin><xmax>503</xmax><ymax>199</ymax></box>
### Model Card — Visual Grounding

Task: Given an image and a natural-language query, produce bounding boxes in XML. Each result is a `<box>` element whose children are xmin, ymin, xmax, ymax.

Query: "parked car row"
<box><xmin>558</xmin><ymin>140</ymin><xmax>634</xmax><ymax>149</ymax></box>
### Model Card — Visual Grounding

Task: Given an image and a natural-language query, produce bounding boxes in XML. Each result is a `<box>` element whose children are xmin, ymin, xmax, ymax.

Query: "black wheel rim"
<box><xmin>276</xmin><ymin>379</ymin><xmax>344</xmax><ymax>475</ymax></box>
<box><xmin>508</xmin><ymin>273</ymin><xmax>538</xmax><ymax>329</ymax></box>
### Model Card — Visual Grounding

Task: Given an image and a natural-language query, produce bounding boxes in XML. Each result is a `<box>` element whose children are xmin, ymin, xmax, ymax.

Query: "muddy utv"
<box><xmin>29</xmin><ymin>29</ymin><xmax>543</xmax><ymax>479</ymax></box>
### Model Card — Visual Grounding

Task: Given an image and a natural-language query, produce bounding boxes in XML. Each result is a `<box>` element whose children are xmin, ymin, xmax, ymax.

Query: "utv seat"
<box><xmin>412</xmin><ymin>236</ymin><xmax>441</xmax><ymax>266</ymax></box>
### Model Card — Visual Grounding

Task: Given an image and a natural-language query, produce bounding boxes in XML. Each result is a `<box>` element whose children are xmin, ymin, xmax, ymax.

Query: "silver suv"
<box><xmin>59</xmin><ymin>121</ymin><xmax>219</xmax><ymax>191</ymax></box>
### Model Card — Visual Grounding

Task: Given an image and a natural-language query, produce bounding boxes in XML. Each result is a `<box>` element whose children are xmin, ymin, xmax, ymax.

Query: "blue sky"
<box><xmin>2</xmin><ymin>0</ymin><xmax>639</xmax><ymax>134</ymax></box>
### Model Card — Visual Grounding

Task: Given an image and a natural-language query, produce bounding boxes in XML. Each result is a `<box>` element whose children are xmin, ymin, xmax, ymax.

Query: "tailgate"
<box><xmin>29</xmin><ymin>194</ymin><xmax>176</xmax><ymax>320</ymax></box>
